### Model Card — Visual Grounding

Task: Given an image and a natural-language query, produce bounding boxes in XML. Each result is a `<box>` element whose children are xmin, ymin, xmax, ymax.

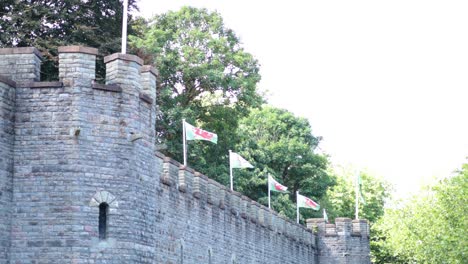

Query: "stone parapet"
<box><xmin>154</xmin><ymin>151</ymin><xmax>318</xmax><ymax>248</ymax></box>
<box><xmin>58</xmin><ymin>46</ymin><xmax>97</xmax><ymax>87</ymax></box>
<box><xmin>307</xmin><ymin>218</ymin><xmax>371</xmax><ymax>263</ymax></box>
<box><xmin>0</xmin><ymin>47</ymin><xmax>42</xmax><ymax>82</ymax></box>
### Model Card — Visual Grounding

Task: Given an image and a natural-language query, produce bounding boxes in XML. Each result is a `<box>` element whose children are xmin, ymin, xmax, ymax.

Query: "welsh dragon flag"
<box><xmin>268</xmin><ymin>175</ymin><xmax>288</xmax><ymax>193</ymax></box>
<box><xmin>297</xmin><ymin>193</ymin><xmax>320</xmax><ymax>210</ymax></box>
<box><xmin>229</xmin><ymin>151</ymin><xmax>253</xmax><ymax>168</ymax></box>
<box><xmin>184</xmin><ymin>121</ymin><xmax>217</xmax><ymax>144</ymax></box>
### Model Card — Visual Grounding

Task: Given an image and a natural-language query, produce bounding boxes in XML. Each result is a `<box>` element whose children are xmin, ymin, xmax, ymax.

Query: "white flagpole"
<box><xmin>182</xmin><ymin>119</ymin><xmax>187</xmax><ymax>166</ymax></box>
<box><xmin>296</xmin><ymin>191</ymin><xmax>300</xmax><ymax>223</ymax></box>
<box><xmin>268</xmin><ymin>174</ymin><xmax>271</xmax><ymax>209</ymax></box>
<box><xmin>355</xmin><ymin>172</ymin><xmax>359</xmax><ymax>220</ymax></box>
<box><xmin>121</xmin><ymin>0</ymin><xmax>128</xmax><ymax>54</ymax></box>
<box><xmin>229</xmin><ymin>150</ymin><xmax>233</xmax><ymax>191</ymax></box>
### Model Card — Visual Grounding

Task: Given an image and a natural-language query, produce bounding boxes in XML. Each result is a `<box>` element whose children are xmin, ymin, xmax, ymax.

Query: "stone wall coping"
<box><xmin>230</xmin><ymin>190</ymin><xmax>242</xmax><ymax>197</ymax></box>
<box><xmin>139</xmin><ymin>92</ymin><xmax>153</xmax><ymax>104</ymax></box>
<box><xmin>200</xmin><ymin>174</ymin><xmax>209</xmax><ymax>181</ymax></box>
<box><xmin>0</xmin><ymin>75</ymin><xmax>16</xmax><ymax>87</ymax></box>
<box><xmin>352</xmin><ymin>219</ymin><xmax>368</xmax><ymax>223</ymax></box>
<box><xmin>155</xmin><ymin>151</ymin><xmax>166</xmax><ymax>159</ymax></box>
<box><xmin>207</xmin><ymin>180</ymin><xmax>219</xmax><ymax>187</ymax></box>
<box><xmin>180</xmin><ymin>164</ymin><xmax>196</xmax><ymax>174</ymax></box>
<box><xmin>335</xmin><ymin>217</ymin><xmax>352</xmax><ymax>222</ymax></box>
<box><xmin>141</xmin><ymin>65</ymin><xmax>158</xmax><ymax>77</ymax></box>
<box><xmin>0</xmin><ymin>47</ymin><xmax>42</xmax><ymax>59</ymax></box>
<box><xmin>16</xmin><ymin>81</ymin><xmax>63</xmax><ymax>88</ymax></box>
<box><xmin>162</xmin><ymin>155</ymin><xmax>182</xmax><ymax>167</ymax></box>
<box><xmin>208</xmin><ymin>178</ymin><xmax>224</xmax><ymax>189</ymax></box>
<box><xmin>307</xmin><ymin>218</ymin><xmax>326</xmax><ymax>224</ymax></box>
<box><xmin>104</xmin><ymin>53</ymin><xmax>143</xmax><ymax>65</ymax></box>
<box><xmin>58</xmin><ymin>46</ymin><xmax>98</xmax><ymax>56</ymax></box>
<box><xmin>92</xmin><ymin>83</ymin><xmax>122</xmax><ymax>93</ymax></box>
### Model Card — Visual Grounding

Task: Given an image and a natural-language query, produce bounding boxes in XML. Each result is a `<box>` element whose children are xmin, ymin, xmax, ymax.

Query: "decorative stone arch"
<box><xmin>89</xmin><ymin>190</ymin><xmax>118</xmax><ymax>240</ymax></box>
<box><xmin>89</xmin><ymin>190</ymin><xmax>118</xmax><ymax>208</ymax></box>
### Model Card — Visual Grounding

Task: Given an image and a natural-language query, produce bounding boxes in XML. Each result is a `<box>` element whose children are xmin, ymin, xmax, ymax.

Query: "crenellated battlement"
<box><xmin>0</xmin><ymin>45</ymin><xmax>370</xmax><ymax>264</ymax></box>
<box><xmin>0</xmin><ymin>45</ymin><xmax>156</xmax><ymax>103</ymax></box>
<box><xmin>155</xmin><ymin>151</ymin><xmax>319</xmax><ymax>246</ymax></box>
<box><xmin>306</xmin><ymin>218</ymin><xmax>369</xmax><ymax>238</ymax></box>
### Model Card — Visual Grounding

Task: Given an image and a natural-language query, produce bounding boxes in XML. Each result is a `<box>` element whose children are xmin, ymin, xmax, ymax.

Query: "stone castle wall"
<box><xmin>0</xmin><ymin>46</ymin><xmax>370</xmax><ymax>264</ymax></box>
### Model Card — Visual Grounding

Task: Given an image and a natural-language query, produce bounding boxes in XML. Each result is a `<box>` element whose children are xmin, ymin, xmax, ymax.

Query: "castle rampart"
<box><xmin>0</xmin><ymin>46</ymin><xmax>369</xmax><ymax>264</ymax></box>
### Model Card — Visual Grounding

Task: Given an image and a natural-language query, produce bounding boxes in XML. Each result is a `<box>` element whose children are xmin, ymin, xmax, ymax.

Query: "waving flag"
<box><xmin>230</xmin><ymin>152</ymin><xmax>253</xmax><ymax>168</ymax></box>
<box><xmin>358</xmin><ymin>174</ymin><xmax>366</xmax><ymax>205</ymax></box>
<box><xmin>297</xmin><ymin>193</ymin><xmax>320</xmax><ymax>210</ymax></box>
<box><xmin>183</xmin><ymin>120</ymin><xmax>218</xmax><ymax>166</ymax></box>
<box><xmin>229</xmin><ymin>150</ymin><xmax>253</xmax><ymax>191</ymax></box>
<box><xmin>184</xmin><ymin>121</ymin><xmax>218</xmax><ymax>144</ymax></box>
<box><xmin>268</xmin><ymin>175</ymin><xmax>288</xmax><ymax>193</ymax></box>
<box><xmin>323</xmin><ymin>209</ymin><xmax>329</xmax><ymax>223</ymax></box>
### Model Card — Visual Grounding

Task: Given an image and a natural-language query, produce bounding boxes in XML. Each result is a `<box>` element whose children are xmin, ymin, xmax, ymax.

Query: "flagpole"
<box><xmin>296</xmin><ymin>191</ymin><xmax>300</xmax><ymax>223</ymax></box>
<box><xmin>355</xmin><ymin>172</ymin><xmax>359</xmax><ymax>220</ymax></box>
<box><xmin>121</xmin><ymin>0</ymin><xmax>128</xmax><ymax>54</ymax></box>
<box><xmin>229</xmin><ymin>150</ymin><xmax>233</xmax><ymax>191</ymax></box>
<box><xmin>268</xmin><ymin>174</ymin><xmax>271</xmax><ymax>209</ymax></box>
<box><xmin>182</xmin><ymin>119</ymin><xmax>187</xmax><ymax>166</ymax></box>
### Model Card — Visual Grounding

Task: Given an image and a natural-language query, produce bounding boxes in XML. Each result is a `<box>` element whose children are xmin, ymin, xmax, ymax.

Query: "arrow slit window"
<box><xmin>99</xmin><ymin>202</ymin><xmax>109</xmax><ymax>240</ymax></box>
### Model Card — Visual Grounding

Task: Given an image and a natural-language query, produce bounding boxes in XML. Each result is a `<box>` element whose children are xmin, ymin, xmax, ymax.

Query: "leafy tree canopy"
<box><xmin>131</xmin><ymin>6</ymin><xmax>264</xmax><ymax>182</ymax></box>
<box><xmin>0</xmin><ymin>0</ymin><xmax>140</xmax><ymax>80</ymax></box>
<box><xmin>320</xmin><ymin>165</ymin><xmax>391</xmax><ymax>223</ymax></box>
<box><xmin>372</xmin><ymin>163</ymin><xmax>468</xmax><ymax>264</ymax></box>
<box><xmin>233</xmin><ymin>106</ymin><xmax>333</xmax><ymax>221</ymax></box>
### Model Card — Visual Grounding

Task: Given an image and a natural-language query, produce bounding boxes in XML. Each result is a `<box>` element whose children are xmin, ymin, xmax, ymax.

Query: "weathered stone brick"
<box><xmin>0</xmin><ymin>46</ymin><xmax>370</xmax><ymax>264</ymax></box>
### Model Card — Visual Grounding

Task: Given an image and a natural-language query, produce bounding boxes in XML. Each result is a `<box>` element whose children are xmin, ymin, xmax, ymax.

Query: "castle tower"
<box><xmin>0</xmin><ymin>46</ymin><xmax>158</xmax><ymax>263</ymax></box>
<box><xmin>0</xmin><ymin>45</ymin><xmax>370</xmax><ymax>264</ymax></box>
<box><xmin>307</xmin><ymin>218</ymin><xmax>371</xmax><ymax>264</ymax></box>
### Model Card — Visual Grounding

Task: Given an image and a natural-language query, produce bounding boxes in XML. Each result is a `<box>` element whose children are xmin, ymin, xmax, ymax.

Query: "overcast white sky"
<box><xmin>135</xmin><ymin>0</ymin><xmax>468</xmax><ymax>197</ymax></box>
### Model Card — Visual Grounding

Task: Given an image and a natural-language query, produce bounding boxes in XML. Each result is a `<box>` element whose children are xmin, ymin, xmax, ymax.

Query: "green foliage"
<box><xmin>321</xmin><ymin>165</ymin><xmax>390</xmax><ymax>223</ymax></box>
<box><xmin>234</xmin><ymin>106</ymin><xmax>333</xmax><ymax>221</ymax></box>
<box><xmin>131</xmin><ymin>6</ymin><xmax>264</xmax><ymax>183</ymax></box>
<box><xmin>0</xmin><ymin>0</ymin><xmax>140</xmax><ymax>80</ymax></box>
<box><xmin>373</xmin><ymin>163</ymin><xmax>468</xmax><ymax>263</ymax></box>
<box><xmin>320</xmin><ymin>165</ymin><xmax>391</xmax><ymax>262</ymax></box>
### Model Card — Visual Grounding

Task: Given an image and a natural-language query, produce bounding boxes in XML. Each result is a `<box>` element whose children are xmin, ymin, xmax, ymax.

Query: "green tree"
<box><xmin>233</xmin><ymin>106</ymin><xmax>333</xmax><ymax>221</ymax></box>
<box><xmin>131</xmin><ymin>7</ymin><xmax>264</xmax><ymax>183</ymax></box>
<box><xmin>0</xmin><ymin>0</ymin><xmax>139</xmax><ymax>80</ymax></box>
<box><xmin>373</xmin><ymin>163</ymin><xmax>468</xmax><ymax>263</ymax></box>
<box><xmin>319</xmin><ymin>165</ymin><xmax>391</xmax><ymax>262</ymax></box>
<box><xmin>320</xmin><ymin>165</ymin><xmax>391</xmax><ymax>223</ymax></box>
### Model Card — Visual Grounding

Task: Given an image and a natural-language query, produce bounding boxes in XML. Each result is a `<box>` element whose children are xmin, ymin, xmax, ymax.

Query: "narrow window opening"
<box><xmin>99</xmin><ymin>202</ymin><xmax>109</xmax><ymax>240</ymax></box>
<box><xmin>180</xmin><ymin>243</ymin><xmax>184</xmax><ymax>264</ymax></box>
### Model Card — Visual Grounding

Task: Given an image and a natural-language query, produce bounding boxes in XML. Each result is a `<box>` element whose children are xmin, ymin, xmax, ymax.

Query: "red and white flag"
<box><xmin>297</xmin><ymin>193</ymin><xmax>320</xmax><ymax>210</ymax></box>
<box><xmin>268</xmin><ymin>175</ymin><xmax>288</xmax><ymax>193</ymax></box>
<box><xmin>184</xmin><ymin>121</ymin><xmax>217</xmax><ymax>144</ymax></box>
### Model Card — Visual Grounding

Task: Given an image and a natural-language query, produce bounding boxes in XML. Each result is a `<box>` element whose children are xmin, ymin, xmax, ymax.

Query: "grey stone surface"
<box><xmin>0</xmin><ymin>46</ymin><xmax>370</xmax><ymax>264</ymax></box>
